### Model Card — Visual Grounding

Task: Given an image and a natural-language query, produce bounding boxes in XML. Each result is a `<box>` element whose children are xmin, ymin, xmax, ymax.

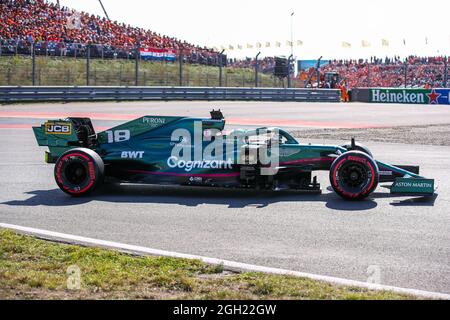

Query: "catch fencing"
<box><xmin>0</xmin><ymin>41</ymin><xmax>302</xmax><ymax>88</ymax></box>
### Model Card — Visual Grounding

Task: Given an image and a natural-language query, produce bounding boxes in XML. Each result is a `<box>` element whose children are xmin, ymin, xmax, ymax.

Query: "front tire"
<box><xmin>54</xmin><ymin>148</ymin><xmax>104</xmax><ymax>196</ymax></box>
<box><xmin>329</xmin><ymin>151</ymin><xmax>379</xmax><ymax>200</ymax></box>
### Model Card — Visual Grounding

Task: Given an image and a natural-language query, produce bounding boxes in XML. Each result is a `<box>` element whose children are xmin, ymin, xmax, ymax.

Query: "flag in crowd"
<box><xmin>342</xmin><ymin>41</ymin><xmax>351</xmax><ymax>48</ymax></box>
<box><xmin>217</xmin><ymin>37</ymin><xmax>444</xmax><ymax>53</ymax></box>
<box><xmin>361</xmin><ymin>40</ymin><xmax>371</xmax><ymax>47</ymax></box>
<box><xmin>140</xmin><ymin>48</ymin><xmax>176</xmax><ymax>62</ymax></box>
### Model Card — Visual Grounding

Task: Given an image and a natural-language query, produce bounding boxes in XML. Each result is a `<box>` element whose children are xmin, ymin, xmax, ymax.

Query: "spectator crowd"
<box><xmin>320</xmin><ymin>56</ymin><xmax>449</xmax><ymax>88</ymax></box>
<box><xmin>228</xmin><ymin>57</ymin><xmax>276</xmax><ymax>74</ymax></box>
<box><xmin>0</xmin><ymin>0</ymin><xmax>221</xmax><ymax>64</ymax></box>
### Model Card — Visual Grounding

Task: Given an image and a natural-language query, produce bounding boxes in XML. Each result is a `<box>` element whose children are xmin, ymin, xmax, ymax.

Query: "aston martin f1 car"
<box><xmin>33</xmin><ymin>110</ymin><xmax>435</xmax><ymax>200</ymax></box>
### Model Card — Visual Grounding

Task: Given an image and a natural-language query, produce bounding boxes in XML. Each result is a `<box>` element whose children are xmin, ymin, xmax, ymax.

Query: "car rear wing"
<box><xmin>33</xmin><ymin>118</ymin><xmax>96</xmax><ymax>163</ymax></box>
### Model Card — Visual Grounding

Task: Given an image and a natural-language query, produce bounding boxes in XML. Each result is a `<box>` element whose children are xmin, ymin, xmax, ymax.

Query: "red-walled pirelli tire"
<box><xmin>54</xmin><ymin>148</ymin><xmax>104</xmax><ymax>197</ymax></box>
<box><xmin>329</xmin><ymin>151</ymin><xmax>379</xmax><ymax>201</ymax></box>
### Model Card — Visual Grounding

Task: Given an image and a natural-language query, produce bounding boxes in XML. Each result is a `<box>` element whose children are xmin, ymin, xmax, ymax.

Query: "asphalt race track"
<box><xmin>0</xmin><ymin>101</ymin><xmax>449</xmax><ymax>294</ymax></box>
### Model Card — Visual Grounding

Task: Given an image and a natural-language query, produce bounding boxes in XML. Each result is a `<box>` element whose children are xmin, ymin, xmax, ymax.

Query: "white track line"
<box><xmin>1</xmin><ymin>222</ymin><xmax>449</xmax><ymax>300</ymax></box>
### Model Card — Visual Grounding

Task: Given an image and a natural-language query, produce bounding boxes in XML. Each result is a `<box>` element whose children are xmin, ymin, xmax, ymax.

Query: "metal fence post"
<box><xmin>7</xmin><ymin>67</ymin><xmax>11</xmax><ymax>85</ymax></box>
<box><xmin>86</xmin><ymin>44</ymin><xmax>91</xmax><ymax>86</ymax></box>
<box><xmin>444</xmin><ymin>58</ymin><xmax>448</xmax><ymax>88</ymax></box>
<box><xmin>165</xmin><ymin>63</ymin><xmax>168</xmax><ymax>86</ymax></box>
<box><xmin>316</xmin><ymin>69</ymin><xmax>320</xmax><ymax>88</ymax></box>
<box><xmin>186</xmin><ymin>62</ymin><xmax>189</xmax><ymax>86</ymax></box>
<box><xmin>287</xmin><ymin>55</ymin><xmax>293</xmax><ymax>88</ymax></box>
<box><xmin>135</xmin><ymin>45</ymin><xmax>139</xmax><ymax>86</ymax></box>
<box><xmin>404</xmin><ymin>62</ymin><xmax>408</xmax><ymax>88</ymax></box>
<box><xmin>179</xmin><ymin>49</ymin><xmax>183</xmax><ymax>86</ymax></box>
<box><xmin>66</xmin><ymin>68</ymin><xmax>70</xmax><ymax>85</ymax></box>
<box><xmin>32</xmin><ymin>42</ymin><xmax>36</xmax><ymax>86</ymax></box>
<box><xmin>255</xmin><ymin>52</ymin><xmax>261</xmax><ymax>87</ymax></box>
<box><xmin>219</xmin><ymin>49</ymin><xmax>225</xmax><ymax>87</ymax></box>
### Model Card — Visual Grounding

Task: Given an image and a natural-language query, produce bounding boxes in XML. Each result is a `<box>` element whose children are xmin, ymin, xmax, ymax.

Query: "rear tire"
<box><xmin>329</xmin><ymin>151</ymin><xmax>379</xmax><ymax>200</ymax></box>
<box><xmin>54</xmin><ymin>148</ymin><xmax>104</xmax><ymax>196</ymax></box>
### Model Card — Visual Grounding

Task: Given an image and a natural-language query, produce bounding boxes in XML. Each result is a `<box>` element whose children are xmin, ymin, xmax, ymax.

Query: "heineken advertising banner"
<box><xmin>370</xmin><ymin>88</ymin><xmax>450</xmax><ymax>105</ymax></box>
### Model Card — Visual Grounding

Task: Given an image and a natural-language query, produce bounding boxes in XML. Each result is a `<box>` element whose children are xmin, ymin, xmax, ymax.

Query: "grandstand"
<box><xmin>319</xmin><ymin>56</ymin><xmax>449</xmax><ymax>89</ymax></box>
<box><xmin>0</xmin><ymin>0</ymin><xmax>220</xmax><ymax>65</ymax></box>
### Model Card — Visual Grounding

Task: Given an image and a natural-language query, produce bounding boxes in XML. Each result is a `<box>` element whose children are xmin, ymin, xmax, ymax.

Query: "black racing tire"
<box><xmin>54</xmin><ymin>148</ymin><xmax>104</xmax><ymax>197</ymax></box>
<box><xmin>329</xmin><ymin>151</ymin><xmax>379</xmax><ymax>200</ymax></box>
<box><xmin>341</xmin><ymin>142</ymin><xmax>373</xmax><ymax>158</ymax></box>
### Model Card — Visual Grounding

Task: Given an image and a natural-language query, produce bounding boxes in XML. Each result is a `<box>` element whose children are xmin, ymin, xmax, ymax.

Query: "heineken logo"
<box><xmin>370</xmin><ymin>88</ymin><xmax>449</xmax><ymax>105</ymax></box>
<box><xmin>371</xmin><ymin>89</ymin><xmax>425</xmax><ymax>104</ymax></box>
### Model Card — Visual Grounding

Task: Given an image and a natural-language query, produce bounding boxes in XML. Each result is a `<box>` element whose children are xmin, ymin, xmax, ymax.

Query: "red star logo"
<box><xmin>427</xmin><ymin>89</ymin><xmax>441</xmax><ymax>104</ymax></box>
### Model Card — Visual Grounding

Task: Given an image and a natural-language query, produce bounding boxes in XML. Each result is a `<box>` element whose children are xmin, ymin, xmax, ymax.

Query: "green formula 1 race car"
<box><xmin>33</xmin><ymin>110</ymin><xmax>435</xmax><ymax>200</ymax></box>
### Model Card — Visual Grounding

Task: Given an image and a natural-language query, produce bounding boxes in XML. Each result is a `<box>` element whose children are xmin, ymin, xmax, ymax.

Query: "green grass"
<box><xmin>0</xmin><ymin>55</ymin><xmax>284</xmax><ymax>87</ymax></box>
<box><xmin>0</xmin><ymin>229</ymin><xmax>416</xmax><ymax>300</ymax></box>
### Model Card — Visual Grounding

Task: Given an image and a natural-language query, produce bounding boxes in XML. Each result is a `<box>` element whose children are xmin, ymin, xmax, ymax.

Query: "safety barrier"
<box><xmin>0</xmin><ymin>86</ymin><xmax>340</xmax><ymax>103</ymax></box>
